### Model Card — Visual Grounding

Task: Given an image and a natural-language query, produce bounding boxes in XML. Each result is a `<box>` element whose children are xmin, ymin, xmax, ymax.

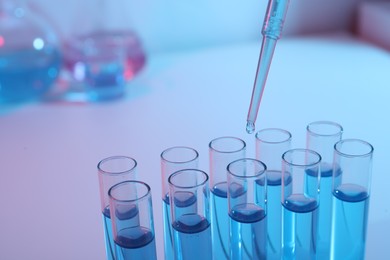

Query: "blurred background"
<box><xmin>1</xmin><ymin>0</ymin><xmax>389</xmax><ymax>104</ymax></box>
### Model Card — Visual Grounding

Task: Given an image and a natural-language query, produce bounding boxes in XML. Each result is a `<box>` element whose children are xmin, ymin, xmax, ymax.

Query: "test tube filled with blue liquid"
<box><xmin>97</xmin><ymin>156</ymin><xmax>138</xmax><ymax>260</ymax></box>
<box><xmin>227</xmin><ymin>158</ymin><xmax>267</xmax><ymax>260</ymax></box>
<box><xmin>209</xmin><ymin>136</ymin><xmax>246</xmax><ymax>260</ymax></box>
<box><xmin>255</xmin><ymin>128</ymin><xmax>292</xmax><ymax>260</ymax></box>
<box><xmin>330</xmin><ymin>139</ymin><xmax>373</xmax><ymax>260</ymax></box>
<box><xmin>281</xmin><ymin>149</ymin><xmax>321</xmax><ymax>259</ymax></box>
<box><xmin>160</xmin><ymin>147</ymin><xmax>199</xmax><ymax>260</ymax></box>
<box><xmin>306</xmin><ymin>121</ymin><xmax>343</xmax><ymax>258</ymax></box>
<box><xmin>168</xmin><ymin>169</ymin><xmax>212</xmax><ymax>260</ymax></box>
<box><xmin>108</xmin><ymin>181</ymin><xmax>157</xmax><ymax>260</ymax></box>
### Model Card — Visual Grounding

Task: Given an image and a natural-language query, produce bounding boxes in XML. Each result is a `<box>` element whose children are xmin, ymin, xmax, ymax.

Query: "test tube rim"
<box><xmin>160</xmin><ymin>146</ymin><xmax>199</xmax><ymax>164</ymax></box>
<box><xmin>108</xmin><ymin>180</ymin><xmax>151</xmax><ymax>203</ymax></box>
<box><xmin>208</xmin><ymin>136</ymin><xmax>246</xmax><ymax>154</ymax></box>
<box><xmin>227</xmin><ymin>158</ymin><xmax>267</xmax><ymax>179</ymax></box>
<box><xmin>282</xmin><ymin>148</ymin><xmax>321</xmax><ymax>168</ymax></box>
<box><xmin>168</xmin><ymin>169</ymin><xmax>209</xmax><ymax>189</ymax></box>
<box><xmin>97</xmin><ymin>155</ymin><xmax>137</xmax><ymax>175</ymax></box>
<box><xmin>255</xmin><ymin>128</ymin><xmax>292</xmax><ymax>144</ymax></box>
<box><xmin>334</xmin><ymin>138</ymin><xmax>374</xmax><ymax>158</ymax></box>
<box><xmin>306</xmin><ymin>120</ymin><xmax>343</xmax><ymax>137</ymax></box>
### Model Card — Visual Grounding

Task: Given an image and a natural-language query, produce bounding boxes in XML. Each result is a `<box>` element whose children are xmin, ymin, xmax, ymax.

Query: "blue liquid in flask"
<box><xmin>210</xmin><ymin>182</ymin><xmax>229</xmax><ymax>259</ymax></box>
<box><xmin>229</xmin><ymin>203</ymin><xmax>267</xmax><ymax>260</ymax></box>
<box><xmin>0</xmin><ymin>48</ymin><xmax>61</xmax><ymax>103</ymax></box>
<box><xmin>114</xmin><ymin>226</ymin><xmax>157</xmax><ymax>260</ymax></box>
<box><xmin>282</xmin><ymin>194</ymin><xmax>319</xmax><ymax>260</ymax></box>
<box><xmin>330</xmin><ymin>184</ymin><xmax>369</xmax><ymax>260</ymax></box>
<box><xmin>172</xmin><ymin>214</ymin><xmax>212</xmax><ymax>260</ymax></box>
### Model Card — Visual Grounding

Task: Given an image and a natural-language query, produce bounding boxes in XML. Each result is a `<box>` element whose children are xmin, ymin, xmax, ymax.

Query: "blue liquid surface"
<box><xmin>0</xmin><ymin>48</ymin><xmax>62</xmax><ymax>103</ymax></box>
<box><xmin>282</xmin><ymin>194</ymin><xmax>318</xmax><ymax>260</ymax></box>
<box><xmin>102</xmin><ymin>208</ymin><xmax>115</xmax><ymax>260</ymax></box>
<box><xmin>211</xmin><ymin>183</ymin><xmax>229</xmax><ymax>259</ymax></box>
<box><xmin>229</xmin><ymin>203</ymin><xmax>267</xmax><ymax>260</ymax></box>
<box><xmin>306</xmin><ymin>163</ymin><xmax>341</xmax><ymax>259</ymax></box>
<box><xmin>172</xmin><ymin>214</ymin><xmax>212</xmax><ymax>260</ymax></box>
<box><xmin>331</xmin><ymin>184</ymin><xmax>369</xmax><ymax>260</ymax></box>
<box><xmin>114</xmin><ymin>226</ymin><xmax>157</xmax><ymax>260</ymax></box>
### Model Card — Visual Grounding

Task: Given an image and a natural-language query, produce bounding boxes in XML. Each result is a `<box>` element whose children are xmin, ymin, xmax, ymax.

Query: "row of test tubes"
<box><xmin>97</xmin><ymin>121</ymin><xmax>373</xmax><ymax>260</ymax></box>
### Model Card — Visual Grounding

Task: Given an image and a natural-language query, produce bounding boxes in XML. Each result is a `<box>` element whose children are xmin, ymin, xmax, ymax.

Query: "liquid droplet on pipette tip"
<box><xmin>246</xmin><ymin>121</ymin><xmax>255</xmax><ymax>134</ymax></box>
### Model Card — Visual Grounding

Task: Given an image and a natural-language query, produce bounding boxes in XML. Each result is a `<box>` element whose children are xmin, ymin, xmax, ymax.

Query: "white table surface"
<box><xmin>1</xmin><ymin>32</ymin><xmax>389</xmax><ymax>260</ymax></box>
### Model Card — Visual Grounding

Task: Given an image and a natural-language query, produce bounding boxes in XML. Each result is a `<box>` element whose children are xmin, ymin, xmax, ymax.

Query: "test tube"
<box><xmin>281</xmin><ymin>149</ymin><xmax>321</xmax><ymax>259</ymax></box>
<box><xmin>255</xmin><ymin>128</ymin><xmax>292</xmax><ymax>260</ymax></box>
<box><xmin>227</xmin><ymin>158</ymin><xmax>267</xmax><ymax>260</ymax></box>
<box><xmin>169</xmin><ymin>169</ymin><xmax>212</xmax><ymax>260</ymax></box>
<box><xmin>330</xmin><ymin>139</ymin><xmax>373</xmax><ymax>260</ymax></box>
<box><xmin>209</xmin><ymin>136</ymin><xmax>246</xmax><ymax>260</ymax></box>
<box><xmin>97</xmin><ymin>156</ymin><xmax>138</xmax><ymax>260</ymax></box>
<box><xmin>305</xmin><ymin>121</ymin><xmax>343</xmax><ymax>258</ymax></box>
<box><xmin>108</xmin><ymin>181</ymin><xmax>157</xmax><ymax>260</ymax></box>
<box><xmin>160</xmin><ymin>147</ymin><xmax>199</xmax><ymax>260</ymax></box>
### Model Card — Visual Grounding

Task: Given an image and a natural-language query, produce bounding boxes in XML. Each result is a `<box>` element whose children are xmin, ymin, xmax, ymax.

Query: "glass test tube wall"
<box><xmin>305</xmin><ymin>121</ymin><xmax>343</xmax><ymax>258</ymax></box>
<box><xmin>227</xmin><ymin>158</ymin><xmax>267</xmax><ymax>260</ymax></box>
<box><xmin>209</xmin><ymin>136</ymin><xmax>246</xmax><ymax>260</ymax></box>
<box><xmin>255</xmin><ymin>128</ymin><xmax>292</xmax><ymax>260</ymax></box>
<box><xmin>169</xmin><ymin>169</ymin><xmax>212</xmax><ymax>260</ymax></box>
<box><xmin>281</xmin><ymin>149</ymin><xmax>321</xmax><ymax>259</ymax></box>
<box><xmin>97</xmin><ymin>156</ymin><xmax>138</xmax><ymax>260</ymax></box>
<box><xmin>160</xmin><ymin>147</ymin><xmax>199</xmax><ymax>260</ymax></box>
<box><xmin>108</xmin><ymin>181</ymin><xmax>157</xmax><ymax>259</ymax></box>
<box><xmin>330</xmin><ymin>139</ymin><xmax>374</xmax><ymax>259</ymax></box>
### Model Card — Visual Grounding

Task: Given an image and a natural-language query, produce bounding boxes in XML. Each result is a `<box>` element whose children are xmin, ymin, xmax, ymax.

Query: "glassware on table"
<box><xmin>209</xmin><ymin>136</ymin><xmax>246</xmax><ymax>260</ymax></box>
<box><xmin>168</xmin><ymin>169</ymin><xmax>212</xmax><ymax>260</ymax></box>
<box><xmin>108</xmin><ymin>181</ymin><xmax>157</xmax><ymax>260</ymax></box>
<box><xmin>97</xmin><ymin>156</ymin><xmax>138</xmax><ymax>260</ymax></box>
<box><xmin>330</xmin><ymin>139</ymin><xmax>373</xmax><ymax>260</ymax></box>
<box><xmin>281</xmin><ymin>149</ymin><xmax>321</xmax><ymax>259</ymax></box>
<box><xmin>160</xmin><ymin>146</ymin><xmax>199</xmax><ymax>260</ymax></box>
<box><xmin>0</xmin><ymin>0</ymin><xmax>62</xmax><ymax>103</ymax></box>
<box><xmin>58</xmin><ymin>0</ymin><xmax>146</xmax><ymax>102</ymax></box>
<box><xmin>305</xmin><ymin>121</ymin><xmax>343</xmax><ymax>258</ymax></box>
<box><xmin>227</xmin><ymin>158</ymin><xmax>267</xmax><ymax>260</ymax></box>
<box><xmin>255</xmin><ymin>128</ymin><xmax>292</xmax><ymax>260</ymax></box>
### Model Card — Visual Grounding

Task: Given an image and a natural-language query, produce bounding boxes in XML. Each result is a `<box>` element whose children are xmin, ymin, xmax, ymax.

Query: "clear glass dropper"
<box><xmin>246</xmin><ymin>0</ymin><xmax>290</xmax><ymax>134</ymax></box>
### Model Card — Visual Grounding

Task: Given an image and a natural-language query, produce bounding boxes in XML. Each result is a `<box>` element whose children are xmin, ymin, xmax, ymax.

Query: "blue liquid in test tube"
<box><xmin>255</xmin><ymin>128</ymin><xmax>292</xmax><ymax>259</ymax></box>
<box><xmin>112</xmin><ymin>204</ymin><xmax>157</xmax><ymax>259</ymax></box>
<box><xmin>330</xmin><ymin>139</ymin><xmax>373</xmax><ymax>260</ymax></box>
<box><xmin>305</xmin><ymin>121</ymin><xmax>343</xmax><ymax>258</ymax></box>
<box><xmin>161</xmin><ymin>147</ymin><xmax>199</xmax><ymax>260</ymax></box>
<box><xmin>210</xmin><ymin>183</ymin><xmax>229</xmax><ymax>259</ymax></box>
<box><xmin>281</xmin><ymin>149</ymin><xmax>321</xmax><ymax>260</ymax></box>
<box><xmin>208</xmin><ymin>136</ymin><xmax>246</xmax><ymax>260</ymax></box>
<box><xmin>227</xmin><ymin>159</ymin><xmax>267</xmax><ymax>260</ymax></box>
<box><xmin>172</xmin><ymin>214</ymin><xmax>212</xmax><ymax>260</ymax></box>
<box><xmin>331</xmin><ymin>184</ymin><xmax>369</xmax><ymax>259</ymax></box>
<box><xmin>282</xmin><ymin>194</ymin><xmax>319</xmax><ymax>259</ymax></box>
<box><xmin>229</xmin><ymin>204</ymin><xmax>267</xmax><ymax>259</ymax></box>
<box><xmin>169</xmin><ymin>169</ymin><xmax>212</xmax><ymax>260</ymax></box>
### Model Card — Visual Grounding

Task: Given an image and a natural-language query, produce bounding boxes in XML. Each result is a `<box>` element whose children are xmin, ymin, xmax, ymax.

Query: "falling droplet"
<box><xmin>246</xmin><ymin>121</ymin><xmax>255</xmax><ymax>134</ymax></box>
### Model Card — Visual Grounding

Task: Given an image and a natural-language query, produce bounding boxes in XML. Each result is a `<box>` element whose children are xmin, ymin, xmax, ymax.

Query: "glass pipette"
<box><xmin>246</xmin><ymin>0</ymin><xmax>290</xmax><ymax>134</ymax></box>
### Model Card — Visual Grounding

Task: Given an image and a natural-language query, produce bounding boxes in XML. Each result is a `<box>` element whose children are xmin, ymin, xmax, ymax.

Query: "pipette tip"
<box><xmin>246</xmin><ymin>121</ymin><xmax>255</xmax><ymax>134</ymax></box>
